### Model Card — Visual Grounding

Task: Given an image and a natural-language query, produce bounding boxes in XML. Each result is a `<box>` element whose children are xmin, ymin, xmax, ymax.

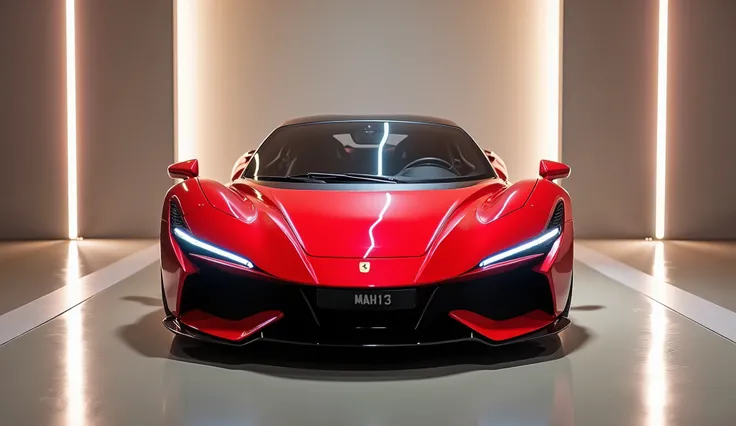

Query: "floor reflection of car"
<box><xmin>162</xmin><ymin>338</ymin><xmax>574</xmax><ymax>426</ymax></box>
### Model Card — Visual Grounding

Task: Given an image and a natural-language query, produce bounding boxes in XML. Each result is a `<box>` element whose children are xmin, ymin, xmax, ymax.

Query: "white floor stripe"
<box><xmin>576</xmin><ymin>243</ymin><xmax>736</xmax><ymax>343</ymax></box>
<box><xmin>0</xmin><ymin>244</ymin><xmax>158</xmax><ymax>346</ymax></box>
<box><xmin>3</xmin><ymin>241</ymin><xmax>733</xmax><ymax>347</ymax></box>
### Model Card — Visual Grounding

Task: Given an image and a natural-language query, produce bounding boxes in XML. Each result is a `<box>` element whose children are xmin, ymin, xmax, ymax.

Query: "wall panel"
<box><xmin>0</xmin><ymin>1</ymin><xmax>67</xmax><ymax>239</ymax></box>
<box><xmin>666</xmin><ymin>0</ymin><xmax>736</xmax><ymax>239</ymax></box>
<box><xmin>562</xmin><ymin>0</ymin><xmax>658</xmax><ymax>238</ymax></box>
<box><xmin>186</xmin><ymin>0</ymin><xmax>561</xmax><ymax>183</ymax></box>
<box><xmin>76</xmin><ymin>0</ymin><xmax>174</xmax><ymax>238</ymax></box>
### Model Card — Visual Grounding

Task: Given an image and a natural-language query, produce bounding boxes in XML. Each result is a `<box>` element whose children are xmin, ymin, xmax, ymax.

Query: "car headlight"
<box><xmin>173</xmin><ymin>227</ymin><xmax>255</xmax><ymax>269</ymax></box>
<box><xmin>478</xmin><ymin>227</ymin><xmax>560</xmax><ymax>268</ymax></box>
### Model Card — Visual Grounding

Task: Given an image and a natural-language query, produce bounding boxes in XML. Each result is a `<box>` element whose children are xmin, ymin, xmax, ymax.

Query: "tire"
<box><xmin>161</xmin><ymin>272</ymin><xmax>173</xmax><ymax>317</ymax></box>
<box><xmin>561</xmin><ymin>273</ymin><xmax>573</xmax><ymax>318</ymax></box>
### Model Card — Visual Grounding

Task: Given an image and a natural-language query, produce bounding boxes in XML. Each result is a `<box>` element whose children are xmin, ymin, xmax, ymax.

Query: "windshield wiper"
<box><xmin>255</xmin><ymin>175</ymin><xmax>327</xmax><ymax>183</ymax></box>
<box><xmin>255</xmin><ymin>173</ymin><xmax>401</xmax><ymax>184</ymax></box>
<box><xmin>274</xmin><ymin>172</ymin><xmax>401</xmax><ymax>183</ymax></box>
<box><xmin>343</xmin><ymin>173</ymin><xmax>404</xmax><ymax>183</ymax></box>
<box><xmin>300</xmin><ymin>172</ymin><xmax>401</xmax><ymax>183</ymax></box>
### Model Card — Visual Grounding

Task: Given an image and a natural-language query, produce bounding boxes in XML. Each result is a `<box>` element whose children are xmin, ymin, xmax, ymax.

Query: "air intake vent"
<box><xmin>169</xmin><ymin>199</ymin><xmax>188</xmax><ymax>230</ymax></box>
<box><xmin>548</xmin><ymin>201</ymin><xmax>564</xmax><ymax>229</ymax></box>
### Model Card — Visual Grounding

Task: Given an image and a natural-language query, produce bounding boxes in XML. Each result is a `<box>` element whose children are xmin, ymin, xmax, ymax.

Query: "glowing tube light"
<box><xmin>175</xmin><ymin>0</ymin><xmax>197</xmax><ymax>162</ymax></box>
<box><xmin>540</xmin><ymin>0</ymin><xmax>562</xmax><ymax>162</ymax></box>
<box><xmin>655</xmin><ymin>0</ymin><xmax>669</xmax><ymax>239</ymax></box>
<box><xmin>66</xmin><ymin>0</ymin><xmax>78</xmax><ymax>239</ymax></box>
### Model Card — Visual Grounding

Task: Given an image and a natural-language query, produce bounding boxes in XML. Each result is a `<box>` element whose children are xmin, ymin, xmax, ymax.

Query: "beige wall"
<box><xmin>3</xmin><ymin>1</ymin><xmax>732</xmax><ymax>240</ymax></box>
<box><xmin>183</xmin><ymin>0</ymin><xmax>561</xmax><ymax>183</ymax></box>
<box><xmin>76</xmin><ymin>0</ymin><xmax>174</xmax><ymax>238</ymax></box>
<box><xmin>0</xmin><ymin>0</ymin><xmax>173</xmax><ymax>240</ymax></box>
<box><xmin>666</xmin><ymin>0</ymin><xmax>736</xmax><ymax>239</ymax></box>
<box><xmin>0</xmin><ymin>1</ymin><xmax>68</xmax><ymax>240</ymax></box>
<box><xmin>561</xmin><ymin>0</ymin><xmax>659</xmax><ymax>238</ymax></box>
<box><xmin>562</xmin><ymin>0</ymin><xmax>736</xmax><ymax>240</ymax></box>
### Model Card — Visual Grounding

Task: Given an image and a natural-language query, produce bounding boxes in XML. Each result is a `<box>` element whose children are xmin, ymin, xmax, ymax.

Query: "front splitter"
<box><xmin>163</xmin><ymin>315</ymin><xmax>570</xmax><ymax>348</ymax></box>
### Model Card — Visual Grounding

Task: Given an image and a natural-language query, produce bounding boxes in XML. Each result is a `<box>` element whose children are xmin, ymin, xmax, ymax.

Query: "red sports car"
<box><xmin>160</xmin><ymin>115</ymin><xmax>574</xmax><ymax>347</ymax></box>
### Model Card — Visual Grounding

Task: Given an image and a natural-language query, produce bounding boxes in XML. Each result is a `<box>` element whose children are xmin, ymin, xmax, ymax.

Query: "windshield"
<box><xmin>242</xmin><ymin>121</ymin><xmax>496</xmax><ymax>183</ymax></box>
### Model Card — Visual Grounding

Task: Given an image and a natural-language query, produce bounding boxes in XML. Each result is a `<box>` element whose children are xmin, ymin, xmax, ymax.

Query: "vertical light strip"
<box><xmin>66</xmin><ymin>0</ymin><xmax>78</xmax><ymax>239</ymax></box>
<box><xmin>655</xmin><ymin>0</ymin><xmax>669</xmax><ymax>239</ymax></box>
<box><xmin>540</xmin><ymin>0</ymin><xmax>562</xmax><ymax>162</ymax></box>
<box><xmin>175</xmin><ymin>0</ymin><xmax>197</xmax><ymax>162</ymax></box>
<box><xmin>556</xmin><ymin>0</ymin><xmax>564</xmax><ymax>163</ymax></box>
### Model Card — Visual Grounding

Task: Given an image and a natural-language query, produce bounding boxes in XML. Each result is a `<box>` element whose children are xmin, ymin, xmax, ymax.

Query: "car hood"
<box><xmin>251</xmin><ymin>182</ymin><xmax>507</xmax><ymax>259</ymax></box>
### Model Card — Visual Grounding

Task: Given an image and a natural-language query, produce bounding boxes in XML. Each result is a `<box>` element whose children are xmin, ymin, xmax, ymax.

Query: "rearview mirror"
<box><xmin>168</xmin><ymin>159</ymin><xmax>199</xmax><ymax>180</ymax></box>
<box><xmin>539</xmin><ymin>160</ymin><xmax>570</xmax><ymax>181</ymax></box>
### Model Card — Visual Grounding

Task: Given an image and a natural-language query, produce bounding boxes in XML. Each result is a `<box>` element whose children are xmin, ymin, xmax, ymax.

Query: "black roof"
<box><xmin>279</xmin><ymin>114</ymin><xmax>459</xmax><ymax>127</ymax></box>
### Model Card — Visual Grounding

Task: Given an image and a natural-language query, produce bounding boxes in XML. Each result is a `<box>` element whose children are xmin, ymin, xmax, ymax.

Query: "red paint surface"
<box><xmin>241</xmin><ymin>181</ymin><xmax>506</xmax><ymax>258</ymax></box>
<box><xmin>160</xmin><ymin>158</ymin><xmax>574</xmax><ymax>316</ymax></box>
<box><xmin>449</xmin><ymin>309</ymin><xmax>554</xmax><ymax>341</ymax></box>
<box><xmin>180</xmin><ymin>309</ymin><xmax>284</xmax><ymax>342</ymax></box>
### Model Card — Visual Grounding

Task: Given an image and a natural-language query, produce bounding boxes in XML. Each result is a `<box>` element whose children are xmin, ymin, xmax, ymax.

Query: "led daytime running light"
<box><xmin>173</xmin><ymin>227</ymin><xmax>254</xmax><ymax>269</ymax></box>
<box><xmin>479</xmin><ymin>227</ymin><xmax>560</xmax><ymax>268</ymax></box>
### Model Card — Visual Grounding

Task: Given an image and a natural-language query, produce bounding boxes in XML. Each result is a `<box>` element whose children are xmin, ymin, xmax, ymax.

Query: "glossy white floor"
<box><xmin>0</xmin><ymin>239</ymin><xmax>735</xmax><ymax>425</ymax></box>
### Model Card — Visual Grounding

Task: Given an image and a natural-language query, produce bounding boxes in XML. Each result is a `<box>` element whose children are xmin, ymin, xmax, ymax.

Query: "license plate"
<box><xmin>316</xmin><ymin>289</ymin><xmax>416</xmax><ymax>310</ymax></box>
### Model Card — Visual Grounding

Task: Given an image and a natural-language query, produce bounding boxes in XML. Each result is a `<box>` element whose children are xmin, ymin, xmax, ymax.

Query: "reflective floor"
<box><xmin>581</xmin><ymin>239</ymin><xmax>736</xmax><ymax>312</ymax></box>
<box><xmin>1</xmin><ymin>249</ymin><xmax>736</xmax><ymax>425</ymax></box>
<box><xmin>0</xmin><ymin>239</ymin><xmax>154</xmax><ymax>314</ymax></box>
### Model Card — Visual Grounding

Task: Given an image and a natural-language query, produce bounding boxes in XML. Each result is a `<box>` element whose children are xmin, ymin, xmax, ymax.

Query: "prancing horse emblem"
<box><xmin>359</xmin><ymin>262</ymin><xmax>370</xmax><ymax>273</ymax></box>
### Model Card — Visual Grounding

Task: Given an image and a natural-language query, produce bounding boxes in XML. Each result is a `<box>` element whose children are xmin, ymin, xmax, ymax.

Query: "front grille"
<box><xmin>178</xmin><ymin>257</ymin><xmax>555</xmax><ymax>345</ymax></box>
<box><xmin>547</xmin><ymin>201</ymin><xmax>564</xmax><ymax>229</ymax></box>
<box><xmin>169</xmin><ymin>198</ymin><xmax>188</xmax><ymax>230</ymax></box>
<box><xmin>423</xmin><ymin>267</ymin><xmax>554</xmax><ymax>325</ymax></box>
<box><xmin>179</xmin><ymin>268</ymin><xmax>310</xmax><ymax>321</ymax></box>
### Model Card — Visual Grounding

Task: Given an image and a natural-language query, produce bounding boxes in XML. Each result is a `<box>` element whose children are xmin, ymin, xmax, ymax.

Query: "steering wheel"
<box><xmin>398</xmin><ymin>157</ymin><xmax>458</xmax><ymax>175</ymax></box>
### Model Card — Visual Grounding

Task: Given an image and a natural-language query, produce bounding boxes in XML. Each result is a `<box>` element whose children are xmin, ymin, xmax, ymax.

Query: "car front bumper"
<box><xmin>162</xmin><ymin>261</ymin><xmax>570</xmax><ymax>348</ymax></box>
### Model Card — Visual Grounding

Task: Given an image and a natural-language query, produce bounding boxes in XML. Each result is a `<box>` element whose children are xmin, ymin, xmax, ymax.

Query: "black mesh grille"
<box><xmin>178</xmin><ymin>259</ymin><xmax>555</xmax><ymax>346</ymax></box>
<box><xmin>169</xmin><ymin>199</ymin><xmax>188</xmax><ymax>230</ymax></box>
<box><xmin>547</xmin><ymin>201</ymin><xmax>564</xmax><ymax>229</ymax></box>
<box><xmin>421</xmin><ymin>267</ymin><xmax>555</xmax><ymax>325</ymax></box>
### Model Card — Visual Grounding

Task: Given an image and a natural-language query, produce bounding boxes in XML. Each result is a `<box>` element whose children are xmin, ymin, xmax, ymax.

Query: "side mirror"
<box><xmin>168</xmin><ymin>159</ymin><xmax>199</xmax><ymax>180</ymax></box>
<box><xmin>539</xmin><ymin>159</ymin><xmax>570</xmax><ymax>181</ymax></box>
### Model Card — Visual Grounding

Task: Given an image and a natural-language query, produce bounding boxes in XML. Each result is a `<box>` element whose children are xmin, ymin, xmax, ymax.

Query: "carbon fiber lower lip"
<box><xmin>162</xmin><ymin>315</ymin><xmax>571</xmax><ymax>348</ymax></box>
